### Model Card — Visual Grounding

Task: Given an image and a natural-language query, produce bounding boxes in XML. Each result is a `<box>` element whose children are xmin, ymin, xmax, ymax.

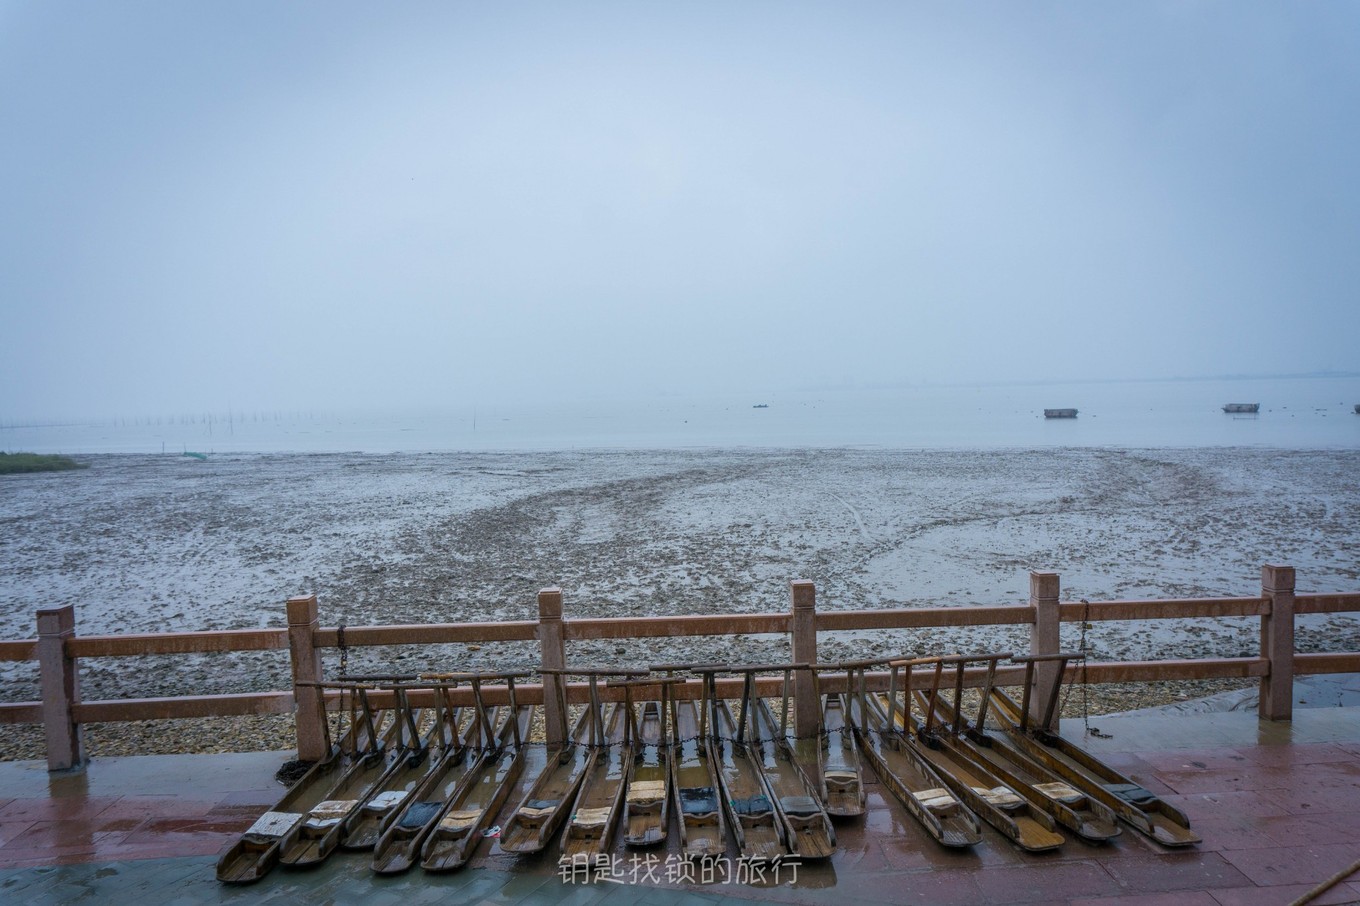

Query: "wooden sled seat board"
<box><xmin>974</xmin><ymin>786</ymin><xmax>1026</xmax><ymax>810</ymax></box>
<box><xmin>573</xmin><ymin>806</ymin><xmax>614</xmax><ymax>828</ymax></box>
<box><xmin>306</xmin><ymin>800</ymin><xmax>357</xmax><ymax>828</ymax></box>
<box><xmin>627</xmin><ymin>780</ymin><xmax>666</xmax><ymax>804</ymax></box>
<box><xmin>439</xmin><ymin>809</ymin><xmax>482</xmax><ymax>830</ymax></box>
<box><xmin>912</xmin><ymin>788</ymin><xmax>960</xmax><ymax>815</ymax></box>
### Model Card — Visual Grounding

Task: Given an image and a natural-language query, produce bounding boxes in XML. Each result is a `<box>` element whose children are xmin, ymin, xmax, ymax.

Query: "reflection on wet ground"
<box><xmin>6</xmin><ymin>701</ymin><xmax>1360</xmax><ymax>903</ymax></box>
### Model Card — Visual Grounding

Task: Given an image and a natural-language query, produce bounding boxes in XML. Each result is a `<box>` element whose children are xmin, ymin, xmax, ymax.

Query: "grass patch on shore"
<box><xmin>0</xmin><ymin>452</ymin><xmax>86</xmax><ymax>474</ymax></box>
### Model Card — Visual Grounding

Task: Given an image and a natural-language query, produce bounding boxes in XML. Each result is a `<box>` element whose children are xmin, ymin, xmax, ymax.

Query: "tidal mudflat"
<box><xmin>2</xmin><ymin>447</ymin><xmax>1356</xmax><ymax>757</ymax></box>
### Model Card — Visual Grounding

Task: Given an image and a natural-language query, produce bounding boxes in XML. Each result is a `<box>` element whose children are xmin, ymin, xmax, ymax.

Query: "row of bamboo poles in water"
<box><xmin>217</xmin><ymin>652</ymin><xmax>1201</xmax><ymax>885</ymax></box>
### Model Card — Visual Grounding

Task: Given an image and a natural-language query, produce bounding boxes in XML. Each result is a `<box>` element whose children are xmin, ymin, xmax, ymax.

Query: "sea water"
<box><xmin>3</xmin><ymin>376</ymin><xmax>1358</xmax><ymax>455</ymax></box>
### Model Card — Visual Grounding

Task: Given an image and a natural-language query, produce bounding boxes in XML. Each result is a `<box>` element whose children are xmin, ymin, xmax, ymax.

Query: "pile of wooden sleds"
<box><xmin>217</xmin><ymin>653</ymin><xmax>1199</xmax><ymax>884</ymax></box>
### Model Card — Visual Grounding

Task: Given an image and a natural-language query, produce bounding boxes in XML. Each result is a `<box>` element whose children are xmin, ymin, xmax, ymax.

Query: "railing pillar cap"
<box><xmin>37</xmin><ymin>605</ymin><xmax>75</xmax><ymax>636</ymax></box>
<box><xmin>1029</xmin><ymin>571</ymin><xmax>1060</xmax><ymax>599</ymax></box>
<box><xmin>1262</xmin><ymin>564</ymin><xmax>1296</xmax><ymax>591</ymax></box>
<box><xmin>286</xmin><ymin>594</ymin><xmax>318</xmax><ymax>625</ymax></box>
<box><xmin>538</xmin><ymin>587</ymin><xmax>563</xmax><ymax>619</ymax></box>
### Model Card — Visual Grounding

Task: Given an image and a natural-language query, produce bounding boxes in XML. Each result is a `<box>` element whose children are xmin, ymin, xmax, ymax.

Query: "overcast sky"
<box><xmin>2</xmin><ymin>1</ymin><xmax>1358</xmax><ymax>420</ymax></box>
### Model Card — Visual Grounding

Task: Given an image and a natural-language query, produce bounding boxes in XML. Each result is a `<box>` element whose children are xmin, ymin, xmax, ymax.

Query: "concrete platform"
<box><xmin>4</xmin><ymin>706</ymin><xmax>1360</xmax><ymax>905</ymax></box>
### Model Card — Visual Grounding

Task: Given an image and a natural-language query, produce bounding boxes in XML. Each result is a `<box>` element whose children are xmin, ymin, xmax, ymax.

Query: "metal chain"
<box><xmin>1055</xmin><ymin>602</ymin><xmax>1081</xmax><ymax>724</ymax></box>
<box><xmin>322</xmin><ymin>686</ymin><xmax>957</xmax><ymax>752</ymax></box>
<box><xmin>323</xmin><ymin>720</ymin><xmax>883</xmax><ymax>751</ymax></box>
<box><xmin>1077</xmin><ymin>599</ymin><xmax>1112</xmax><ymax>739</ymax></box>
<box><xmin>473</xmin><ymin>728</ymin><xmax>851</xmax><ymax>752</ymax></box>
<box><xmin>336</xmin><ymin>622</ymin><xmax>348</xmax><ymax>677</ymax></box>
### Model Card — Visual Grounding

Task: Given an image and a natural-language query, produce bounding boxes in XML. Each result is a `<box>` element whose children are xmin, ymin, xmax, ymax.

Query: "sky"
<box><xmin>2</xmin><ymin>1</ymin><xmax>1358</xmax><ymax>420</ymax></box>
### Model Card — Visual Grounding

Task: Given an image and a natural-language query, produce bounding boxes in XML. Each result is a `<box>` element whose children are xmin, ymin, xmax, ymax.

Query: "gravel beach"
<box><xmin>2</xmin><ymin>447</ymin><xmax>1357</xmax><ymax>759</ymax></box>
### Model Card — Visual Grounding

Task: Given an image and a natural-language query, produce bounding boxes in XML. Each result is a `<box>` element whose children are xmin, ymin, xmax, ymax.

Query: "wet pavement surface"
<box><xmin>5</xmin><ymin>698</ymin><xmax>1360</xmax><ymax>905</ymax></box>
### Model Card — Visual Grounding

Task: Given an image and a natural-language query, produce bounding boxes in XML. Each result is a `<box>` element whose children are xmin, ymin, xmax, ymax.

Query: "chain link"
<box><xmin>322</xmin><ymin>720</ymin><xmax>957</xmax><ymax>754</ymax></box>
<box><xmin>324</xmin><ymin>697</ymin><xmax>963</xmax><ymax>752</ymax></box>
<box><xmin>1075</xmin><ymin>599</ymin><xmax>1112</xmax><ymax>739</ymax></box>
<box><xmin>1055</xmin><ymin>603</ymin><xmax>1081</xmax><ymax>723</ymax></box>
<box><xmin>336</xmin><ymin>622</ymin><xmax>348</xmax><ymax>676</ymax></box>
<box><xmin>426</xmin><ymin>729</ymin><xmax>852</xmax><ymax>752</ymax></box>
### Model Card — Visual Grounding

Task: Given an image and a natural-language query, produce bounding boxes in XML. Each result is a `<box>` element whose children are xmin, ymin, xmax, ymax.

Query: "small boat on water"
<box><xmin>1223</xmin><ymin>403</ymin><xmax>1260</xmax><ymax>413</ymax></box>
<box><xmin>1043</xmin><ymin>409</ymin><xmax>1078</xmax><ymax>419</ymax></box>
<box><xmin>1353</xmin><ymin>404</ymin><xmax>1359</xmax><ymax>414</ymax></box>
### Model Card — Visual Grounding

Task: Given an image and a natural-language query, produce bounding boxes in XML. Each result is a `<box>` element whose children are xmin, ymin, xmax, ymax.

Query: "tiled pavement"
<box><xmin>4</xmin><ymin>705</ymin><xmax>1360</xmax><ymax>905</ymax></box>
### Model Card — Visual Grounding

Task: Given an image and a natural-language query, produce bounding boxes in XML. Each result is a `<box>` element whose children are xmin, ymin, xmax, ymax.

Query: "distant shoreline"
<box><xmin>0</xmin><ymin>452</ymin><xmax>85</xmax><ymax>474</ymax></box>
<box><xmin>4</xmin><ymin>374</ymin><xmax>1359</xmax><ymax>456</ymax></box>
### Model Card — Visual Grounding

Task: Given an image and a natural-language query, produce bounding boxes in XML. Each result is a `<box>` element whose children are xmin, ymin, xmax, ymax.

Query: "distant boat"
<box><xmin>1354</xmin><ymin>404</ymin><xmax>1359</xmax><ymax>415</ymax></box>
<box><xmin>1043</xmin><ymin>409</ymin><xmax>1077</xmax><ymax>419</ymax></box>
<box><xmin>1222</xmin><ymin>403</ymin><xmax>1260</xmax><ymax>414</ymax></box>
<box><xmin>752</xmin><ymin>404</ymin><xmax>769</xmax><ymax>409</ymax></box>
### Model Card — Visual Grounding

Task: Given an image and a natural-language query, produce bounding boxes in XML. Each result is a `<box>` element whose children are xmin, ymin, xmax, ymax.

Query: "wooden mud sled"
<box><xmin>896</xmin><ymin>654</ymin><xmax>1064</xmax><ymax>853</ymax></box>
<box><xmin>619</xmin><ymin>675</ymin><xmax>680</xmax><ymax>848</ymax></box>
<box><xmin>697</xmin><ymin>666</ymin><xmax>786</xmax><ymax>863</ymax></box>
<box><xmin>734</xmin><ymin>665</ymin><xmax>836</xmax><ymax>860</ymax></box>
<box><xmin>559</xmin><ymin>673</ymin><xmax>633</xmax><ymax>865</ymax></box>
<box><xmin>654</xmin><ymin>664</ymin><xmax>727</xmax><ymax>861</ymax></box>
<box><xmin>808</xmin><ymin>664</ymin><xmax>865</xmax><ymax>818</ymax></box>
<box><xmin>918</xmin><ymin>655</ymin><xmax>1120</xmax><ymax>844</ymax></box>
<box><xmin>278</xmin><ymin>681</ymin><xmax>430</xmax><ymax>868</ymax></box>
<box><xmin>370</xmin><ymin>672</ymin><xmax>531</xmax><ymax>874</ymax></box>
<box><xmin>842</xmin><ymin>658</ymin><xmax>982</xmax><ymax>849</ymax></box>
<box><xmin>989</xmin><ymin>652</ymin><xmax>1200</xmax><ymax>847</ymax></box>
<box><xmin>499</xmin><ymin>667</ymin><xmax>641</xmax><ymax>855</ymax></box>
<box><xmin>216</xmin><ymin>681</ymin><xmax>394</xmax><ymax>883</ymax></box>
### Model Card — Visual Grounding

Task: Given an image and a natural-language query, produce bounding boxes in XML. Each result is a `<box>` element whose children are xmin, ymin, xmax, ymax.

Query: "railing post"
<box><xmin>1029</xmin><ymin>571</ymin><xmax>1061</xmax><ymax>731</ymax></box>
<box><xmin>791</xmin><ymin>580</ymin><xmax>819</xmax><ymax>738</ymax></box>
<box><xmin>287</xmin><ymin>594</ymin><xmax>327</xmax><ymax>761</ymax></box>
<box><xmin>37</xmin><ymin>605</ymin><xmax>83</xmax><ymax>772</ymax></box>
<box><xmin>1260</xmin><ymin>564</ymin><xmax>1296</xmax><ymax>721</ymax></box>
<box><xmin>538</xmin><ymin>587</ymin><xmax>566</xmax><ymax>746</ymax></box>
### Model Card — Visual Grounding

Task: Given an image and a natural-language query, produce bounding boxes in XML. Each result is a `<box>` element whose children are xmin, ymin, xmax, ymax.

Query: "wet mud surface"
<box><xmin>2</xmin><ymin>447</ymin><xmax>1357</xmax><ymax>756</ymax></box>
